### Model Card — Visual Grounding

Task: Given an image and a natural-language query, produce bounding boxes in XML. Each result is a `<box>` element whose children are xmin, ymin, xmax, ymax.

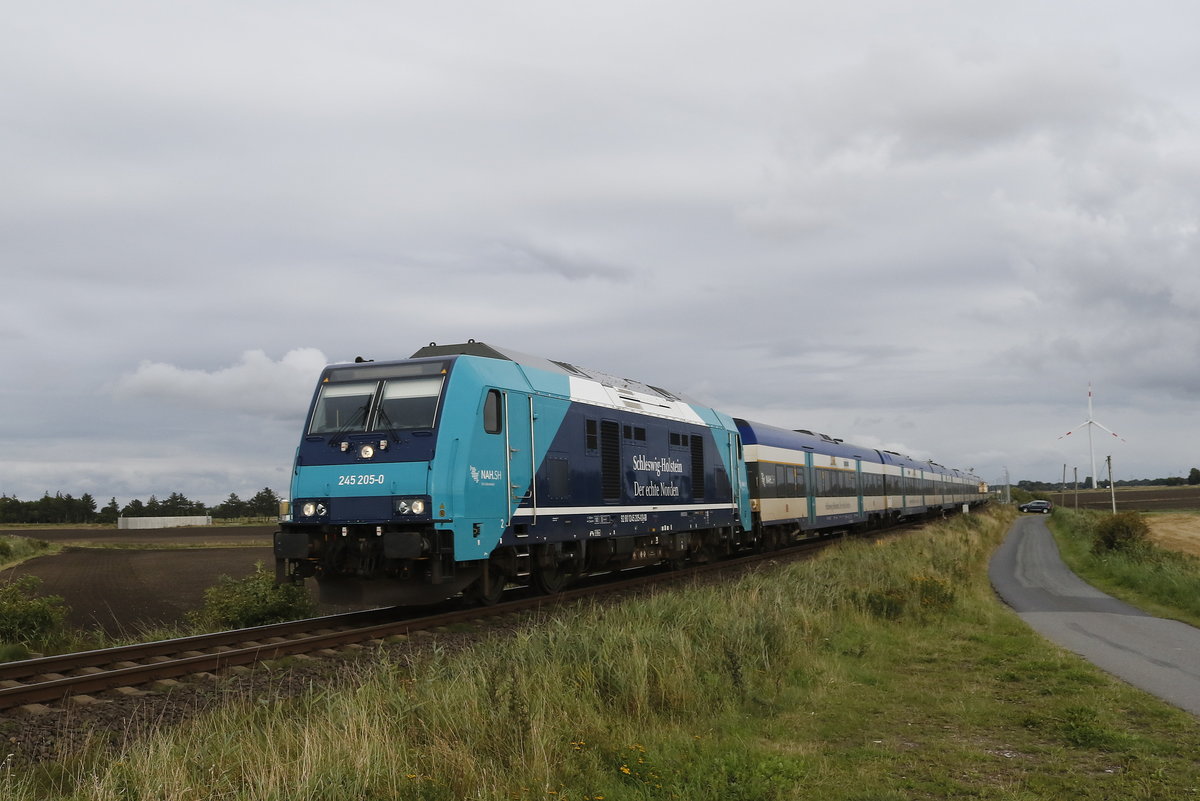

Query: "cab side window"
<box><xmin>483</xmin><ymin>390</ymin><xmax>503</xmax><ymax>434</ymax></box>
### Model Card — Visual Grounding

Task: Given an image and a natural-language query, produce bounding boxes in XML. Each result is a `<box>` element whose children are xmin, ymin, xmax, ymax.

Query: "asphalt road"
<box><xmin>990</xmin><ymin>515</ymin><xmax>1200</xmax><ymax>716</ymax></box>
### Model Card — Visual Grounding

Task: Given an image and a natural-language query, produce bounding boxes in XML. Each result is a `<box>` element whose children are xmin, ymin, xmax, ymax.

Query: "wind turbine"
<box><xmin>1058</xmin><ymin>384</ymin><xmax>1125</xmax><ymax>489</ymax></box>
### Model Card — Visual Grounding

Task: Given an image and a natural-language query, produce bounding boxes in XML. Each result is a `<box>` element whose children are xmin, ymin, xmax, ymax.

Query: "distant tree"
<box><xmin>161</xmin><ymin>491</ymin><xmax>206</xmax><ymax>516</ymax></box>
<box><xmin>212</xmin><ymin>493</ymin><xmax>247</xmax><ymax>519</ymax></box>
<box><xmin>1190</xmin><ymin>468</ymin><xmax>1200</xmax><ymax>486</ymax></box>
<box><xmin>78</xmin><ymin>493</ymin><xmax>97</xmax><ymax>523</ymax></box>
<box><xmin>0</xmin><ymin>495</ymin><xmax>18</xmax><ymax>524</ymax></box>
<box><xmin>122</xmin><ymin>498</ymin><xmax>145</xmax><ymax>517</ymax></box>
<box><xmin>98</xmin><ymin>497</ymin><xmax>120</xmax><ymax>525</ymax></box>
<box><xmin>247</xmin><ymin>487</ymin><xmax>282</xmax><ymax>518</ymax></box>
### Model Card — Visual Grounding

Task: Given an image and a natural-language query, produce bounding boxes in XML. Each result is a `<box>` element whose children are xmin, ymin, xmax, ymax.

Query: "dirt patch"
<box><xmin>0</xmin><ymin>527</ymin><xmax>278</xmax><ymax>636</ymax></box>
<box><xmin>1144</xmin><ymin>513</ymin><xmax>1200</xmax><ymax>558</ymax></box>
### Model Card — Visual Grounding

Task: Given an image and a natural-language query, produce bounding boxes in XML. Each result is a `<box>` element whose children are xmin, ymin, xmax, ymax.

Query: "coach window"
<box><xmin>483</xmin><ymin>390</ymin><xmax>502</xmax><ymax>434</ymax></box>
<box><xmin>779</xmin><ymin>465</ymin><xmax>797</xmax><ymax>498</ymax></box>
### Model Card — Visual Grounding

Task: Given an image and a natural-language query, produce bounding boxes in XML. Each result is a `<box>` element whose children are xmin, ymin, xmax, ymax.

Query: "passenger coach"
<box><xmin>736</xmin><ymin>420</ymin><xmax>986</xmax><ymax>542</ymax></box>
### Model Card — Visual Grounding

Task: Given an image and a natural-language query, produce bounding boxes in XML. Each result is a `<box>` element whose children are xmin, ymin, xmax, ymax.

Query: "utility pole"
<box><xmin>1073</xmin><ymin>467</ymin><xmax>1078</xmax><ymax>511</ymax></box>
<box><xmin>1107</xmin><ymin>455</ymin><xmax>1117</xmax><ymax>514</ymax></box>
<box><xmin>1060</xmin><ymin>464</ymin><xmax>1067</xmax><ymax>507</ymax></box>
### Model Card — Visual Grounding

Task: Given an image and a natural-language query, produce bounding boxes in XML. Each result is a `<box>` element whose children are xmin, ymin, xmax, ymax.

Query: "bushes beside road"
<box><xmin>1052</xmin><ymin>508</ymin><xmax>1200</xmax><ymax>627</ymax></box>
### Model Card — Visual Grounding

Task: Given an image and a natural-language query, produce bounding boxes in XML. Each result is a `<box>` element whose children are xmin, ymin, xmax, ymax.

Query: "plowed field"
<box><xmin>1</xmin><ymin>526</ymin><xmax>276</xmax><ymax>636</ymax></box>
<box><xmin>1059</xmin><ymin>485</ymin><xmax>1200</xmax><ymax>512</ymax></box>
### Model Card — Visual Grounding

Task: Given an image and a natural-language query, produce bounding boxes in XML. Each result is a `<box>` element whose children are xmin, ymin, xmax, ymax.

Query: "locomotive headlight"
<box><xmin>360</xmin><ymin>444</ymin><xmax>375</xmax><ymax>459</ymax></box>
<box><xmin>301</xmin><ymin>501</ymin><xmax>327</xmax><ymax>518</ymax></box>
<box><xmin>393</xmin><ymin>497</ymin><xmax>429</xmax><ymax>516</ymax></box>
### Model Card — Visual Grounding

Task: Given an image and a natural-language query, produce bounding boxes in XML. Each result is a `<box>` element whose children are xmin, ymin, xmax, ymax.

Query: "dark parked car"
<box><xmin>1019</xmin><ymin>500</ymin><xmax>1053</xmax><ymax>514</ymax></box>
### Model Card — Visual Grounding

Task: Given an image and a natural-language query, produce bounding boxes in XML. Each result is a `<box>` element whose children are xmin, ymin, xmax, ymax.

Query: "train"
<box><xmin>273</xmin><ymin>341</ymin><xmax>988</xmax><ymax>606</ymax></box>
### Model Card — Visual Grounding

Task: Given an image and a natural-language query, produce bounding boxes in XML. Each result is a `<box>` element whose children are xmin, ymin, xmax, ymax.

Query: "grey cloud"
<box><xmin>112</xmin><ymin>349</ymin><xmax>329</xmax><ymax>419</ymax></box>
<box><xmin>3</xmin><ymin>2</ymin><xmax>1200</xmax><ymax>504</ymax></box>
<box><xmin>486</xmin><ymin>241</ymin><xmax>634</xmax><ymax>282</ymax></box>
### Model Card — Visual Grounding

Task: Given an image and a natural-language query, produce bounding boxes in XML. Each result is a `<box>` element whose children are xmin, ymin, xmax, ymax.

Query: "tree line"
<box><xmin>0</xmin><ymin>488</ymin><xmax>283</xmax><ymax>526</ymax></box>
<box><xmin>1015</xmin><ymin>468</ymin><xmax>1200</xmax><ymax>493</ymax></box>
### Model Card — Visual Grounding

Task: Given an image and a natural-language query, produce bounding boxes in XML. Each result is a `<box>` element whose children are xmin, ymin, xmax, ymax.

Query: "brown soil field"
<box><xmin>1</xmin><ymin>526</ymin><xmax>278</xmax><ymax>636</ymax></box>
<box><xmin>1144</xmin><ymin>513</ymin><xmax>1200</xmax><ymax>558</ymax></box>
<box><xmin>1049</xmin><ymin>484</ymin><xmax>1200</xmax><ymax>513</ymax></box>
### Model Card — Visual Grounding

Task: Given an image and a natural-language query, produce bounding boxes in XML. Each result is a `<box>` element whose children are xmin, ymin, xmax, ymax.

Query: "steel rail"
<box><xmin>0</xmin><ymin>528</ymin><xmax>880</xmax><ymax>711</ymax></box>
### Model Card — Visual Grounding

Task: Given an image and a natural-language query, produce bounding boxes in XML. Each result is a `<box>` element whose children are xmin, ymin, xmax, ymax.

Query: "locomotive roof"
<box><xmin>410</xmin><ymin>340</ymin><xmax>696</xmax><ymax>404</ymax></box>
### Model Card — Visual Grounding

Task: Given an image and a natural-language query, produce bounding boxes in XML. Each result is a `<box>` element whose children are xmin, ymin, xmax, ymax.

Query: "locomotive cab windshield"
<box><xmin>307</xmin><ymin>361</ymin><xmax>448</xmax><ymax>436</ymax></box>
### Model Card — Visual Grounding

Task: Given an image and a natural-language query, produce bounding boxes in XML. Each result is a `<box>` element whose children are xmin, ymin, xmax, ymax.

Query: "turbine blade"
<box><xmin>1092</xmin><ymin>420</ymin><xmax>1125</xmax><ymax>442</ymax></box>
<box><xmin>1057</xmin><ymin>422</ymin><xmax>1089</xmax><ymax>439</ymax></box>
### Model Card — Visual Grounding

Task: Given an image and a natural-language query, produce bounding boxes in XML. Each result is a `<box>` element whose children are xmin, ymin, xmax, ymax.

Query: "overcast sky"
<box><xmin>3</xmin><ymin>1</ymin><xmax>1198</xmax><ymax>507</ymax></box>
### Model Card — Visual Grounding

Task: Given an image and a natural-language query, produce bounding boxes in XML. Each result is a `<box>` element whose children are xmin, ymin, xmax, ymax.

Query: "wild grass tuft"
<box><xmin>0</xmin><ymin>574</ymin><xmax>70</xmax><ymax>651</ymax></box>
<box><xmin>186</xmin><ymin>562</ymin><xmax>316</xmax><ymax>630</ymax></box>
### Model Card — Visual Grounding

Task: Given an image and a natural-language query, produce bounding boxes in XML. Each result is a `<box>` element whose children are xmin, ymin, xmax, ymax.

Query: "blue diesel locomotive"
<box><xmin>273</xmin><ymin>342</ymin><xmax>986</xmax><ymax>605</ymax></box>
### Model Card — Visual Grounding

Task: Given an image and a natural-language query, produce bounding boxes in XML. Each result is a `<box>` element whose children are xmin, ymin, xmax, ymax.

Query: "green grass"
<box><xmin>0</xmin><ymin>535</ymin><xmax>59</xmax><ymax>570</ymax></box>
<box><xmin>1051</xmin><ymin>508</ymin><xmax>1200</xmax><ymax>628</ymax></box>
<box><xmin>6</xmin><ymin>507</ymin><xmax>1200</xmax><ymax>800</ymax></box>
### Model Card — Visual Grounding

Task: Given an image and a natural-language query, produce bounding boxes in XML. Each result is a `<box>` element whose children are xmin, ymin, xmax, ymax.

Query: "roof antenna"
<box><xmin>354</xmin><ymin>356</ymin><xmax>373</xmax><ymax>363</ymax></box>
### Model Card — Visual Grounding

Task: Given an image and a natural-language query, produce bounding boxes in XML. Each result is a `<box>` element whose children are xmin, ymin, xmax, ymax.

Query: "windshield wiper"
<box><xmin>373</xmin><ymin>405</ymin><xmax>403</xmax><ymax>443</ymax></box>
<box><xmin>327</xmin><ymin>404</ymin><xmax>370</xmax><ymax>449</ymax></box>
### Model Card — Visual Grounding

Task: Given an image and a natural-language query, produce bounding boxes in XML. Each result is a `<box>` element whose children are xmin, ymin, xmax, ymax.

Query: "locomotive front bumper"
<box><xmin>273</xmin><ymin>527</ymin><xmax>431</xmax><ymax>560</ymax></box>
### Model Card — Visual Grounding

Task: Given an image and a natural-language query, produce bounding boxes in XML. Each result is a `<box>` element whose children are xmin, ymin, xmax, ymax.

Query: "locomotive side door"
<box><xmin>503</xmin><ymin>390</ymin><xmax>537</xmax><ymax>532</ymax></box>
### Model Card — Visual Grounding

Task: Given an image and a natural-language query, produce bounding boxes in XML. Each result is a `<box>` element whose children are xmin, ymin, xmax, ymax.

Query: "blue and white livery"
<box><xmin>274</xmin><ymin>342</ymin><xmax>986</xmax><ymax>605</ymax></box>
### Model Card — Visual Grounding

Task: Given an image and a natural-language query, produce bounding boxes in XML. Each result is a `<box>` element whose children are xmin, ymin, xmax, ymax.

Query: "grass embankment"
<box><xmin>8</xmin><ymin>507</ymin><xmax>1200</xmax><ymax>800</ymax></box>
<box><xmin>0</xmin><ymin>535</ymin><xmax>59</xmax><ymax>571</ymax></box>
<box><xmin>1052</xmin><ymin>508</ymin><xmax>1200</xmax><ymax>629</ymax></box>
<box><xmin>1</xmin><ymin>537</ymin><xmax>68</xmax><ymax>660</ymax></box>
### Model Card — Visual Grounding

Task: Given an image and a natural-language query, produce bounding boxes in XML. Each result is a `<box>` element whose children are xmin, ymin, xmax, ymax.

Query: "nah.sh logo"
<box><xmin>471</xmin><ymin>466</ymin><xmax>503</xmax><ymax>483</ymax></box>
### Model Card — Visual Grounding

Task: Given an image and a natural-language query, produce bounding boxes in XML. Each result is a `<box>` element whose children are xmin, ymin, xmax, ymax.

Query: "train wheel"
<box><xmin>531</xmin><ymin>544</ymin><xmax>580</xmax><ymax>595</ymax></box>
<box><xmin>464</xmin><ymin>566</ymin><xmax>507</xmax><ymax>606</ymax></box>
<box><xmin>532</xmin><ymin>559</ymin><xmax>567</xmax><ymax>594</ymax></box>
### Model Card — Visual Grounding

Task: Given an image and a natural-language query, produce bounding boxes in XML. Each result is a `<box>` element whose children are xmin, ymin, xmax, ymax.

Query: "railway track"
<box><xmin>0</xmin><ymin>532</ymin><xmax>863</xmax><ymax>713</ymax></box>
